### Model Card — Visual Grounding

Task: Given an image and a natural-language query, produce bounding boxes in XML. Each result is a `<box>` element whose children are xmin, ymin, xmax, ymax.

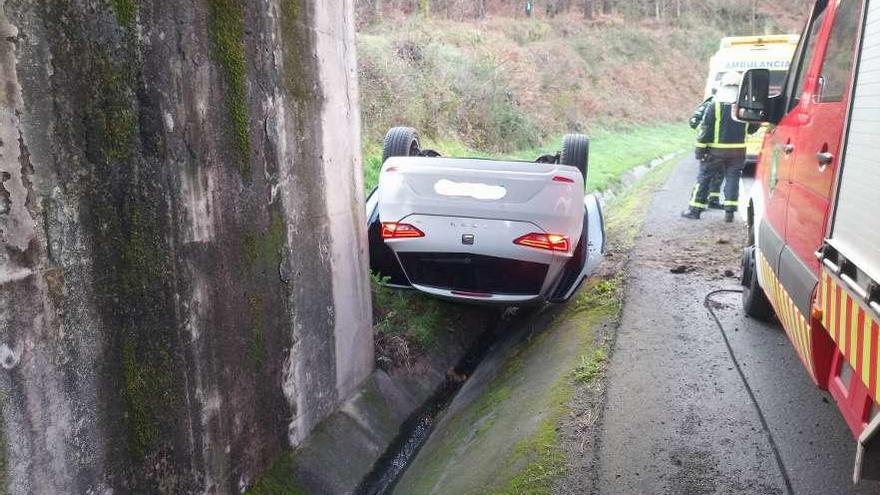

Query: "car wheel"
<box><xmin>382</xmin><ymin>127</ymin><xmax>421</xmax><ymax>164</ymax></box>
<box><xmin>560</xmin><ymin>134</ymin><xmax>589</xmax><ymax>179</ymax></box>
<box><xmin>741</xmin><ymin>246</ymin><xmax>773</xmax><ymax>321</ymax></box>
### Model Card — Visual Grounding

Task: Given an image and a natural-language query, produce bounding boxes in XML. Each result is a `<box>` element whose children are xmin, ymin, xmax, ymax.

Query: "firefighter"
<box><xmin>689</xmin><ymin>88</ymin><xmax>725</xmax><ymax>209</ymax></box>
<box><xmin>682</xmin><ymin>72</ymin><xmax>756</xmax><ymax>223</ymax></box>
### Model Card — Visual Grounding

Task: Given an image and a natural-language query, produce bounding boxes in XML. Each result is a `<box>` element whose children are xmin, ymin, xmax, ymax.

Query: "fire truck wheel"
<box><xmin>382</xmin><ymin>127</ymin><xmax>421</xmax><ymax>164</ymax></box>
<box><xmin>741</xmin><ymin>246</ymin><xmax>774</xmax><ymax>321</ymax></box>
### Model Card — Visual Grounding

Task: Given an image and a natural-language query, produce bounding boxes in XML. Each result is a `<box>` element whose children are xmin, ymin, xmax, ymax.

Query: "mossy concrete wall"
<box><xmin>0</xmin><ymin>0</ymin><xmax>371</xmax><ymax>493</ymax></box>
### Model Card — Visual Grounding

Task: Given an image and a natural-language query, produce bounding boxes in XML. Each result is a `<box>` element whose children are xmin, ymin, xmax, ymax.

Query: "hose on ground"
<box><xmin>704</xmin><ymin>288</ymin><xmax>795</xmax><ymax>495</ymax></box>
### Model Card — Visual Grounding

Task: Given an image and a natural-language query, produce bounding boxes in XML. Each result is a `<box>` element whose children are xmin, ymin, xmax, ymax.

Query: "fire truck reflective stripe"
<box><xmin>836</xmin><ymin>284</ymin><xmax>843</xmax><ymax>347</ymax></box>
<box><xmin>856</xmin><ymin>307</ymin><xmax>864</xmax><ymax>381</ymax></box>
<box><xmin>846</xmin><ymin>296</ymin><xmax>854</xmax><ymax>361</ymax></box>
<box><xmin>758</xmin><ymin>250</ymin><xmax>815</xmax><ymax>378</ymax></box>
<box><xmin>830</xmin><ymin>285</ymin><xmax>846</xmax><ymax>352</ymax></box>
<box><xmin>865</xmin><ymin>318</ymin><xmax>880</xmax><ymax>397</ymax></box>
<box><xmin>840</xmin><ymin>286</ymin><xmax>848</xmax><ymax>358</ymax></box>
<box><xmin>819</xmin><ymin>269</ymin><xmax>880</xmax><ymax>404</ymax></box>
<box><xmin>850</xmin><ymin>298</ymin><xmax>859</xmax><ymax>365</ymax></box>
<box><xmin>860</xmin><ymin>311</ymin><xmax>871</xmax><ymax>390</ymax></box>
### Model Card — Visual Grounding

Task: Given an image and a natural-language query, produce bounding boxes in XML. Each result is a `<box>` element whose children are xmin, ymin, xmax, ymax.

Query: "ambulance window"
<box><xmin>789</xmin><ymin>0</ymin><xmax>828</xmax><ymax>110</ymax></box>
<box><xmin>817</xmin><ymin>0</ymin><xmax>864</xmax><ymax>103</ymax></box>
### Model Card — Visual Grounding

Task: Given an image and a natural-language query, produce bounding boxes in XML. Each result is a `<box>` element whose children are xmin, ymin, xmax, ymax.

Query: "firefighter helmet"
<box><xmin>720</xmin><ymin>71</ymin><xmax>742</xmax><ymax>88</ymax></box>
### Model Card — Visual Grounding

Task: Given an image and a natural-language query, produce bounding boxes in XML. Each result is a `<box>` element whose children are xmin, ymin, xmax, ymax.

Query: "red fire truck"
<box><xmin>736</xmin><ymin>0</ymin><xmax>880</xmax><ymax>481</ymax></box>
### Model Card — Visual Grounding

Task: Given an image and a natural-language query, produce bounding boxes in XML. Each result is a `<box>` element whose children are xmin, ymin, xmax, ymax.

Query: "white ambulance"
<box><xmin>704</xmin><ymin>35</ymin><xmax>800</xmax><ymax>163</ymax></box>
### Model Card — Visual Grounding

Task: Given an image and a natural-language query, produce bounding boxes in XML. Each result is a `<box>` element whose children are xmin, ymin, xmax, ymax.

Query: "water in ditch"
<box><xmin>354</xmin><ymin>308</ymin><xmax>519</xmax><ymax>495</ymax></box>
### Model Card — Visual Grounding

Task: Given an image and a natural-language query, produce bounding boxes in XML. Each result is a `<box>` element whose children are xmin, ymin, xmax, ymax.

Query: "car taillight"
<box><xmin>514</xmin><ymin>233</ymin><xmax>570</xmax><ymax>252</ymax></box>
<box><xmin>381</xmin><ymin>222</ymin><xmax>425</xmax><ymax>239</ymax></box>
<box><xmin>553</xmin><ymin>176</ymin><xmax>575</xmax><ymax>184</ymax></box>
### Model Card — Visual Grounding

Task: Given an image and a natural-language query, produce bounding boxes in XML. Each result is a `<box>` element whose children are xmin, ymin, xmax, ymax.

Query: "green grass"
<box><xmin>571</xmin><ymin>348</ymin><xmax>607</xmax><ymax>384</ymax></box>
<box><xmin>513</xmin><ymin>124</ymin><xmax>693</xmax><ymax>191</ymax></box>
<box><xmin>362</xmin><ymin>122</ymin><xmax>692</xmax><ymax>192</ymax></box>
<box><xmin>493</xmin><ymin>394</ymin><xmax>568</xmax><ymax>495</ymax></box>
<box><xmin>371</xmin><ymin>273</ymin><xmax>449</xmax><ymax>351</ymax></box>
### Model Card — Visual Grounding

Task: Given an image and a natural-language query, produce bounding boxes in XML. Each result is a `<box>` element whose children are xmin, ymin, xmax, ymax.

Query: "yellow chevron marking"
<box><xmin>851</xmin><ymin>298</ymin><xmax>859</xmax><ymax>365</ymax></box>
<box><xmin>839</xmin><ymin>287</ymin><xmax>848</xmax><ymax>358</ymax></box>
<box><xmin>821</xmin><ymin>271</ymin><xmax>830</xmax><ymax>328</ymax></box>
<box><xmin>821</xmin><ymin>269</ymin><xmax>880</xmax><ymax>404</ymax></box>
<box><xmin>863</xmin><ymin>313</ymin><xmax>872</xmax><ymax>392</ymax></box>
<box><xmin>757</xmin><ymin>250</ymin><xmax>814</xmax><ymax>374</ymax></box>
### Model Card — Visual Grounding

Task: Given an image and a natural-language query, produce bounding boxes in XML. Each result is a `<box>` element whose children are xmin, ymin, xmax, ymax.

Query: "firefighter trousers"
<box><xmin>708</xmin><ymin>172</ymin><xmax>724</xmax><ymax>206</ymax></box>
<box><xmin>690</xmin><ymin>152</ymin><xmax>745</xmax><ymax>213</ymax></box>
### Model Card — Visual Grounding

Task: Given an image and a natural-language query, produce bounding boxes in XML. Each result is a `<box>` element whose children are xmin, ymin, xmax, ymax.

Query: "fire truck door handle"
<box><xmin>817</xmin><ymin>151</ymin><xmax>834</xmax><ymax>168</ymax></box>
<box><xmin>784</xmin><ymin>143</ymin><xmax>795</xmax><ymax>155</ymax></box>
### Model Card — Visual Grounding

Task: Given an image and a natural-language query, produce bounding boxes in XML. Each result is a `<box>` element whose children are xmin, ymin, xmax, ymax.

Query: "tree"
<box><xmin>603</xmin><ymin>0</ymin><xmax>615</xmax><ymax>15</ymax></box>
<box><xmin>475</xmin><ymin>0</ymin><xmax>486</xmax><ymax>18</ymax></box>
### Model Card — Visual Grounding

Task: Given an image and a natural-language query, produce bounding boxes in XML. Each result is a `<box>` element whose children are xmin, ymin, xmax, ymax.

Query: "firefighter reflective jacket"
<box><xmin>689</xmin><ymin>96</ymin><xmax>713</xmax><ymax>130</ymax></box>
<box><xmin>695</xmin><ymin>101</ymin><xmax>748</xmax><ymax>150</ymax></box>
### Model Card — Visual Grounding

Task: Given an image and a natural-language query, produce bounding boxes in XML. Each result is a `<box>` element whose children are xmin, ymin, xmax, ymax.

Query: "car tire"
<box><xmin>741</xmin><ymin>246</ymin><xmax>774</xmax><ymax>321</ymax></box>
<box><xmin>560</xmin><ymin>134</ymin><xmax>589</xmax><ymax>179</ymax></box>
<box><xmin>382</xmin><ymin>127</ymin><xmax>421</xmax><ymax>164</ymax></box>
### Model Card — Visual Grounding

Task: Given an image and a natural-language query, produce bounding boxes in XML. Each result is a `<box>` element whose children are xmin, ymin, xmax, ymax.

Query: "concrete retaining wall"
<box><xmin>0</xmin><ymin>0</ymin><xmax>371</xmax><ymax>492</ymax></box>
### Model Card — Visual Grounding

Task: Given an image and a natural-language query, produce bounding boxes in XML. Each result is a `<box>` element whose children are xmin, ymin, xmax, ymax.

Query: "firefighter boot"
<box><xmin>681</xmin><ymin>208</ymin><xmax>702</xmax><ymax>220</ymax></box>
<box><xmin>708</xmin><ymin>198</ymin><xmax>724</xmax><ymax>210</ymax></box>
<box><xmin>724</xmin><ymin>211</ymin><xmax>735</xmax><ymax>223</ymax></box>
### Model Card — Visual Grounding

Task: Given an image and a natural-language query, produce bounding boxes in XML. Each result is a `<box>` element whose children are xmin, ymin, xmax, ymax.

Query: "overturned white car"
<box><xmin>366</xmin><ymin>127</ymin><xmax>605</xmax><ymax>305</ymax></box>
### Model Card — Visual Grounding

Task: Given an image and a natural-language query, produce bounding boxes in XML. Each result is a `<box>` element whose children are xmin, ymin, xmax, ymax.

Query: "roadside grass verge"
<box><xmin>571</xmin><ymin>348</ymin><xmax>607</xmax><ymax>385</ymax></box>
<box><xmin>362</xmin><ymin>122</ymin><xmax>692</xmax><ymax>192</ymax></box>
<box><xmin>493</xmin><ymin>161</ymin><xmax>678</xmax><ymax>494</ymax></box>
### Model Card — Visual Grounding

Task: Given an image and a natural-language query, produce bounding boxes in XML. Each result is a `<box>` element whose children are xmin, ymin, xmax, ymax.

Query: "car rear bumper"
<box><xmin>383</xmin><ymin>214</ymin><xmax>568</xmax><ymax>301</ymax></box>
<box><xmin>411</xmin><ymin>283</ymin><xmax>542</xmax><ymax>304</ymax></box>
<box><xmin>396</xmin><ymin>252</ymin><xmax>550</xmax><ymax>296</ymax></box>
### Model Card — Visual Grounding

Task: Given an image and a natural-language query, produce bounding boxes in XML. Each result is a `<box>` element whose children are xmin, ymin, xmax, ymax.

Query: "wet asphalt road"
<box><xmin>595</xmin><ymin>157</ymin><xmax>880</xmax><ymax>495</ymax></box>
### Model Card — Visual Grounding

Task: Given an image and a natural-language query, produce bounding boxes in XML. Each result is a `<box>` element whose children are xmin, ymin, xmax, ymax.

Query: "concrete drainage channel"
<box><xmin>355</xmin><ymin>309</ymin><xmax>516</xmax><ymax>495</ymax></box>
